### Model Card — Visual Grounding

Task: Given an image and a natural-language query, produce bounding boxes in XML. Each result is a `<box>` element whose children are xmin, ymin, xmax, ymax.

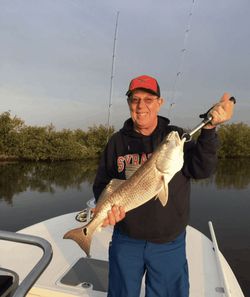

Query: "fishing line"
<box><xmin>168</xmin><ymin>0</ymin><xmax>197</xmax><ymax>118</ymax></box>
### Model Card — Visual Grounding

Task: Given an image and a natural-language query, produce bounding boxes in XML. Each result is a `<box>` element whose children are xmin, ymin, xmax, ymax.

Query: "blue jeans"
<box><xmin>108</xmin><ymin>229</ymin><xmax>189</xmax><ymax>297</ymax></box>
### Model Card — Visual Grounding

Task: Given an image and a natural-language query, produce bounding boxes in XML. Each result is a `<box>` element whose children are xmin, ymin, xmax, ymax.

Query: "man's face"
<box><xmin>127</xmin><ymin>89</ymin><xmax>163</xmax><ymax>135</ymax></box>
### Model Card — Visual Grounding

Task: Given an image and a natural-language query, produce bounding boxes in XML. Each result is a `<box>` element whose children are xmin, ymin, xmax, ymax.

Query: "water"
<box><xmin>0</xmin><ymin>159</ymin><xmax>250</xmax><ymax>295</ymax></box>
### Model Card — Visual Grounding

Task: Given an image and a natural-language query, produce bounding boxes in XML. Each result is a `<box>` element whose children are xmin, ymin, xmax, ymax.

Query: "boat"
<box><xmin>0</xmin><ymin>198</ymin><xmax>245</xmax><ymax>297</ymax></box>
<box><xmin>0</xmin><ymin>96</ymin><xmax>241</xmax><ymax>297</ymax></box>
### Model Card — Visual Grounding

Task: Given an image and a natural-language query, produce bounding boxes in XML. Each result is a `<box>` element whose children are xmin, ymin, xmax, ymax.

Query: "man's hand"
<box><xmin>204</xmin><ymin>93</ymin><xmax>235</xmax><ymax>129</ymax></box>
<box><xmin>102</xmin><ymin>205</ymin><xmax>126</xmax><ymax>227</ymax></box>
<box><xmin>92</xmin><ymin>205</ymin><xmax>126</xmax><ymax>227</ymax></box>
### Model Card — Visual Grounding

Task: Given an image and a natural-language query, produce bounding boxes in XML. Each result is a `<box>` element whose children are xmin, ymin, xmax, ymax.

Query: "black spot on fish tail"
<box><xmin>83</xmin><ymin>227</ymin><xmax>88</xmax><ymax>236</ymax></box>
<box><xmin>63</xmin><ymin>225</ymin><xmax>94</xmax><ymax>257</ymax></box>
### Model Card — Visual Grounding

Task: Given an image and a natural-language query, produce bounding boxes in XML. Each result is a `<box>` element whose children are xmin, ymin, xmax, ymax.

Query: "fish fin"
<box><xmin>156</xmin><ymin>176</ymin><xmax>169</xmax><ymax>206</ymax></box>
<box><xmin>63</xmin><ymin>223</ymin><xmax>96</xmax><ymax>257</ymax></box>
<box><xmin>96</xmin><ymin>226</ymin><xmax>102</xmax><ymax>232</ymax></box>
<box><xmin>97</xmin><ymin>179</ymin><xmax>125</xmax><ymax>205</ymax></box>
<box><xmin>108</xmin><ymin>178</ymin><xmax>125</xmax><ymax>190</ymax></box>
<box><xmin>125</xmin><ymin>164</ymin><xmax>141</xmax><ymax>179</ymax></box>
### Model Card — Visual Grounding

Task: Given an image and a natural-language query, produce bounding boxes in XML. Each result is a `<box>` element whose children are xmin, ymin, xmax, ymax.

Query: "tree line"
<box><xmin>0</xmin><ymin>112</ymin><xmax>114</xmax><ymax>161</ymax></box>
<box><xmin>0</xmin><ymin>111</ymin><xmax>249</xmax><ymax>161</ymax></box>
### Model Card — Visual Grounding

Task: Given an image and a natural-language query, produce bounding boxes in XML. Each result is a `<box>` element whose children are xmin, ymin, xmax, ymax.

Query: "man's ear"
<box><xmin>158</xmin><ymin>97</ymin><xmax>164</xmax><ymax>107</ymax></box>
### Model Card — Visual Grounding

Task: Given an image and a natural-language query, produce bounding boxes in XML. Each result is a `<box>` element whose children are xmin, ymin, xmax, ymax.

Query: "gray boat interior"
<box><xmin>0</xmin><ymin>268</ymin><xmax>19</xmax><ymax>297</ymax></box>
<box><xmin>60</xmin><ymin>258</ymin><xmax>109</xmax><ymax>292</ymax></box>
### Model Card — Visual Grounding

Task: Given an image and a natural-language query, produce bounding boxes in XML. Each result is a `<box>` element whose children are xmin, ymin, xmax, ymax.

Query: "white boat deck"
<box><xmin>0</xmin><ymin>211</ymin><xmax>244</xmax><ymax>297</ymax></box>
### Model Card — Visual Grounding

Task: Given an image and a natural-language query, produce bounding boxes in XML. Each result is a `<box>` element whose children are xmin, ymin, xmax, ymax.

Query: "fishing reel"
<box><xmin>75</xmin><ymin>208</ymin><xmax>94</xmax><ymax>223</ymax></box>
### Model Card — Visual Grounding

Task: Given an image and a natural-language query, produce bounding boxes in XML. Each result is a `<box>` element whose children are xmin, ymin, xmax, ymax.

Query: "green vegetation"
<box><xmin>0</xmin><ymin>112</ymin><xmax>249</xmax><ymax>161</ymax></box>
<box><xmin>0</xmin><ymin>112</ymin><xmax>114</xmax><ymax>161</ymax></box>
<box><xmin>214</xmin><ymin>158</ymin><xmax>250</xmax><ymax>189</ymax></box>
<box><xmin>217</xmin><ymin>123</ymin><xmax>250</xmax><ymax>158</ymax></box>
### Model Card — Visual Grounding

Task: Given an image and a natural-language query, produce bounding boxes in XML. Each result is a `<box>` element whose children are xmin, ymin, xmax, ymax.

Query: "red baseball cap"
<box><xmin>126</xmin><ymin>75</ymin><xmax>161</xmax><ymax>97</ymax></box>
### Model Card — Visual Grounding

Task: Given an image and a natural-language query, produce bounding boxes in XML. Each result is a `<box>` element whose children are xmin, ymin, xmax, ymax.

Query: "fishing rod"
<box><xmin>168</xmin><ymin>0</ymin><xmax>197</xmax><ymax>117</ymax></box>
<box><xmin>107</xmin><ymin>11</ymin><xmax>120</xmax><ymax>141</ymax></box>
<box><xmin>182</xmin><ymin>96</ymin><xmax>236</xmax><ymax>141</ymax></box>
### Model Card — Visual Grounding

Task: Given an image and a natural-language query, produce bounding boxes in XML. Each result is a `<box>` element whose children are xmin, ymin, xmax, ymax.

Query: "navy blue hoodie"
<box><xmin>93</xmin><ymin>116</ymin><xmax>219</xmax><ymax>243</ymax></box>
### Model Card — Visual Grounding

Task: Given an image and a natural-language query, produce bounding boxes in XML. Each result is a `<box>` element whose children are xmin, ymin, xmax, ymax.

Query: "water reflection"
<box><xmin>215</xmin><ymin>159</ymin><xmax>250</xmax><ymax>189</ymax></box>
<box><xmin>0</xmin><ymin>160</ymin><xmax>98</xmax><ymax>204</ymax></box>
<box><xmin>0</xmin><ymin>159</ymin><xmax>249</xmax><ymax>204</ymax></box>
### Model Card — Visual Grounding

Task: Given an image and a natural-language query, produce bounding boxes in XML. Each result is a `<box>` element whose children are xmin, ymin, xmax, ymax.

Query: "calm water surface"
<box><xmin>0</xmin><ymin>159</ymin><xmax>250</xmax><ymax>295</ymax></box>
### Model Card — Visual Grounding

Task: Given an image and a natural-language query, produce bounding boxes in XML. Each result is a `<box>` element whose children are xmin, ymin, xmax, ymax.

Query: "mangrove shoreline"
<box><xmin>1</xmin><ymin>112</ymin><xmax>249</xmax><ymax>161</ymax></box>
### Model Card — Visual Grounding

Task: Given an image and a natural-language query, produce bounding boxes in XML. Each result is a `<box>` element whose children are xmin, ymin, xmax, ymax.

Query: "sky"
<box><xmin>0</xmin><ymin>0</ymin><xmax>250</xmax><ymax>131</ymax></box>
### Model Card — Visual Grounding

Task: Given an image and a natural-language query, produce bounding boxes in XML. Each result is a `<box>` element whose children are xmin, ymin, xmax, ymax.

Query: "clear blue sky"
<box><xmin>1</xmin><ymin>0</ymin><xmax>249</xmax><ymax>130</ymax></box>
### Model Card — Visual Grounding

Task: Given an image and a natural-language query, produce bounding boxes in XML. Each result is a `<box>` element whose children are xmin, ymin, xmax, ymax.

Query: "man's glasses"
<box><xmin>128</xmin><ymin>97</ymin><xmax>159</xmax><ymax>106</ymax></box>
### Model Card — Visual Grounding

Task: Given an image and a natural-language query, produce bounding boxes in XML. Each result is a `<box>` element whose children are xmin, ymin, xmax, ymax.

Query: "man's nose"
<box><xmin>137</xmin><ymin>99</ymin><xmax>146</xmax><ymax>107</ymax></box>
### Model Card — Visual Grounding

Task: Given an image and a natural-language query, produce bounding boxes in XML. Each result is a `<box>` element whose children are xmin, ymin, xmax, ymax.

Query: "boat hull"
<box><xmin>0</xmin><ymin>211</ymin><xmax>244</xmax><ymax>297</ymax></box>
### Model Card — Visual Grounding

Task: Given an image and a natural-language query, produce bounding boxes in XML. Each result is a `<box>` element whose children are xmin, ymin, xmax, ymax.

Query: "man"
<box><xmin>93</xmin><ymin>75</ymin><xmax>234</xmax><ymax>297</ymax></box>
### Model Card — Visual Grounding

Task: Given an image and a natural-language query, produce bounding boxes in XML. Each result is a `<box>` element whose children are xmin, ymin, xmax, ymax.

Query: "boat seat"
<box><xmin>0</xmin><ymin>268</ymin><xmax>19</xmax><ymax>297</ymax></box>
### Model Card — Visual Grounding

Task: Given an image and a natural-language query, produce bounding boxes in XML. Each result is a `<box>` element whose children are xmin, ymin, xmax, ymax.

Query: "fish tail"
<box><xmin>63</xmin><ymin>224</ymin><xmax>94</xmax><ymax>257</ymax></box>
